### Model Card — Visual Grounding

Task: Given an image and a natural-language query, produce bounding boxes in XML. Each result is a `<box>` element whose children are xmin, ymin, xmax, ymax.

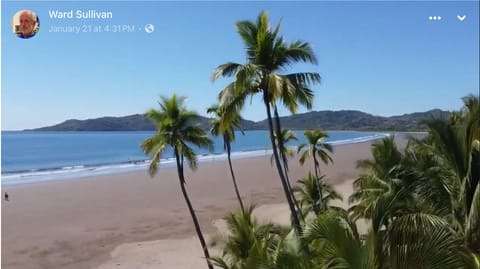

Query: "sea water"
<box><xmin>1</xmin><ymin>130</ymin><xmax>388</xmax><ymax>186</ymax></box>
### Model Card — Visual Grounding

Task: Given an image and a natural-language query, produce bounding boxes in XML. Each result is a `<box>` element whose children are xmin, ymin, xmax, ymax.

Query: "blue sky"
<box><xmin>2</xmin><ymin>1</ymin><xmax>479</xmax><ymax>130</ymax></box>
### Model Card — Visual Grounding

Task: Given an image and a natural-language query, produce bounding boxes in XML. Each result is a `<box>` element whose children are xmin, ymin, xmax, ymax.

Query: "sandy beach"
<box><xmin>2</xmin><ymin>139</ymin><xmax>387</xmax><ymax>269</ymax></box>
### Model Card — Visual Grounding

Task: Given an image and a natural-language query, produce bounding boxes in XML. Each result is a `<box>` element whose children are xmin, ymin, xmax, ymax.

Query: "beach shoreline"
<box><xmin>1</xmin><ymin>138</ymin><xmax>403</xmax><ymax>269</ymax></box>
<box><xmin>1</xmin><ymin>131</ymin><xmax>392</xmax><ymax>187</ymax></box>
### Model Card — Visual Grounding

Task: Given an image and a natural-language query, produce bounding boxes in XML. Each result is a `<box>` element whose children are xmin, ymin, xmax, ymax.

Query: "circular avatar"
<box><xmin>12</xmin><ymin>10</ymin><xmax>40</xmax><ymax>39</ymax></box>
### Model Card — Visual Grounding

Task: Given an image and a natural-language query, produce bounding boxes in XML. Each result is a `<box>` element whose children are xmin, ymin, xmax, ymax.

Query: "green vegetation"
<box><xmin>138</xmin><ymin>10</ymin><xmax>478</xmax><ymax>269</ymax></box>
<box><xmin>298</xmin><ymin>129</ymin><xmax>333</xmax><ymax>181</ymax></box>
<box><xmin>297</xmin><ymin>129</ymin><xmax>334</xmax><ymax>213</ymax></box>
<box><xmin>293</xmin><ymin>173</ymin><xmax>343</xmax><ymax>216</ymax></box>
<box><xmin>207</xmin><ymin>104</ymin><xmax>245</xmax><ymax>212</ymax></box>
<box><xmin>210</xmin><ymin>95</ymin><xmax>479</xmax><ymax>269</ymax></box>
<box><xmin>212</xmin><ymin>10</ymin><xmax>320</xmax><ymax>235</ymax></box>
<box><xmin>141</xmin><ymin>95</ymin><xmax>214</xmax><ymax>269</ymax></box>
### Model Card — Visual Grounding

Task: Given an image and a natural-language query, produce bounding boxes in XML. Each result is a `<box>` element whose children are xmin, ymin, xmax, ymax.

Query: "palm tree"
<box><xmin>142</xmin><ymin>94</ymin><xmax>214</xmax><ymax>269</ymax></box>
<box><xmin>293</xmin><ymin>173</ymin><xmax>343</xmax><ymax>216</ymax></box>
<box><xmin>298</xmin><ymin>128</ymin><xmax>333</xmax><ymax>179</ymax></box>
<box><xmin>212</xmin><ymin>11</ymin><xmax>320</xmax><ymax>233</ymax></box>
<box><xmin>303</xmin><ymin>211</ymin><xmax>377</xmax><ymax>269</ymax></box>
<box><xmin>420</xmin><ymin>95</ymin><xmax>480</xmax><ymax>257</ymax></box>
<box><xmin>348</xmin><ymin>136</ymin><xmax>413</xmax><ymax>268</ymax></box>
<box><xmin>348</xmin><ymin>137</ymin><xmax>426</xmax><ymax>243</ymax></box>
<box><xmin>207</xmin><ymin>104</ymin><xmax>245</xmax><ymax>212</ymax></box>
<box><xmin>297</xmin><ymin>128</ymin><xmax>333</xmax><ymax>212</ymax></box>
<box><xmin>210</xmin><ymin>206</ymin><xmax>277</xmax><ymax>269</ymax></box>
<box><xmin>211</xmin><ymin>207</ymin><xmax>311</xmax><ymax>269</ymax></box>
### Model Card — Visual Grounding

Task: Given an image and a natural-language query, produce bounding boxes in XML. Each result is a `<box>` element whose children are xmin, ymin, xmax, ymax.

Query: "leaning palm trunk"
<box><xmin>225</xmin><ymin>136</ymin><xmax>245</xmax><ymax>212</ymax></box>
<box><xmin>273</xmin><ymin>105</ymin><xmax>304</xmax><ymax>220</ymax></box>
<box><xmin>265</xmin><ymin>99</ymin><xmax>302</xmax><ymax>233</ymax></box>
<box><xmin>174</xmin><ymin>148</ymin><xmax>214</xmax><ymax>269</ymax></box>
<box><xmin>312</xmin><ymin>154</ymin><xmax>325</xmax><ymax>211</ymax></box>
<box><xmin>284</xmin><ymin>164</ymin><xmax>305</xmax><ymax>221</ymax></box>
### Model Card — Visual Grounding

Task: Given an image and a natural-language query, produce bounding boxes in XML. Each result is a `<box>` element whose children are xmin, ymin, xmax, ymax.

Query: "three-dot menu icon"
<box><xmin>428</xmin><ymin>15</ymin><xmax>467</xmax><ymax>22</ymax></box>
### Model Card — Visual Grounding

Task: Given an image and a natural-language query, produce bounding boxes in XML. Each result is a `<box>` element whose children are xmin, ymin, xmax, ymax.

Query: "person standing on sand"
<box><xmin>4</xmin><ymin>192</ymin><xmax>9</xmax><ymax>201</ymax></box>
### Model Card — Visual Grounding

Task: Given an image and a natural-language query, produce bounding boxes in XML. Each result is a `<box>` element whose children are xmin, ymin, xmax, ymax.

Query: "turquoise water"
<box><xmin>1</xmin><ymin>130</ymin><xmax>387</xmax><ymax>185</ymax></box>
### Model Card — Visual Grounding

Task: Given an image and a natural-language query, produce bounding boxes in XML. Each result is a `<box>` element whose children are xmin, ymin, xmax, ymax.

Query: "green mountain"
<box><xmin>27</xmin><ymin>109</ymin><xmax>450</xmax><ymax>131</ymax></box>
<box><xmin>29</xmin><ymin>114</ymin><xmax>257</xmax><ymax>131</ymax></box>
<box><xmin>252</xmin><ymin>109</ymin><xmax>451</xmax><ymax>131</ymax></box>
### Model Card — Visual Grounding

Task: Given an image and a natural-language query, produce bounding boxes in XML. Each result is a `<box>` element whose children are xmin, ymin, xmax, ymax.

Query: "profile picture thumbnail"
<box><xmin>12</xmin><ymin>10</ymin><xmax>40</xmax><ymax>39</ymax></box>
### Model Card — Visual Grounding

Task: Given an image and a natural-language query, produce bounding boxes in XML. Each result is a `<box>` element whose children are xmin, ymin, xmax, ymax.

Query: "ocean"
<box><xmin>1</xmin><ymin>130</ymin><xmax>388</xmax><ymax>186</ymax></box>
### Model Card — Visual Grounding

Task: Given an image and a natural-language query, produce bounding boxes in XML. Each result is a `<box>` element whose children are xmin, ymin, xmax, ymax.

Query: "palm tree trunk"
<box><xmin>264</xmin><ymin>99</ymin><xmax>302</xmax><ymax>233</ymax></box>
<box><xmin>312</xmin><ymin>154</ymin><xmax>325</xmax><ymax>212</ymax></box>
<box><xmin>283</xmin><ymin>164</ymin><xmax>305</xmax><ymax>221</ymax></box>
<box><xmin>312</xmin><ymin>153</ymin><xmax>320</xmax><ymax>179</ymax></box>
<box><xmin>273</xmin><ymin>105</ymin><xmax>304</xmax><ymax>220</ymax></box>
<box><xmin>174</xmin><ymin>148</ymin><xmax>214</xmax><ymax>269</ymax></box>
<box><xmin>226</xmin><ymin>137</ymin><xmax>245</xmax><ymax>212</ymax></box>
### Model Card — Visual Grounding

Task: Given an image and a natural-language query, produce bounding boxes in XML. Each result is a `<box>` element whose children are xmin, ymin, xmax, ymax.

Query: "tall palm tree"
<box><xmin>212</xmin><ymin>11</ymin><xmax>320</xmax><ymax>233</ymax></box>
<box><xmin>298</xmin><ymin>128</ymin><xmax>333</xmax><ymax>179</ymax></box>
<box><xmin>207</xmin><ymin>104</ymin><xmax>245</xmax><ymax>212</ymax></box>
<box><xmin>297</xmin><ymin>128</ymin><xmax>333</xmax><ymax>212</ymax></box>
<box><xmin>142</xmin><ymin>94</ymin><xmax>214</xmax><ymax>269</ymax></box>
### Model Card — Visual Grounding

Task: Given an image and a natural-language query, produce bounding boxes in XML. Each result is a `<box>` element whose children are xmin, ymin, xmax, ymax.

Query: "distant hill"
<box><xmin>30</xmin><ymin>114</ymin><xmax>154</xmax><ymax>131</ymax></box>
<box><xmin>252</xmin><ymin>109</ymin><xmax>451</xmax><ymax>131</ymax></box>
<box><xmin>29</xmin><ymin>114</ymin><xmax>257</xmax><ymax>132</ymax></box>
<box><xmin>27</xmin><ymin>109</ymin><xmax>451</xmax><ymax>132</ymax></box>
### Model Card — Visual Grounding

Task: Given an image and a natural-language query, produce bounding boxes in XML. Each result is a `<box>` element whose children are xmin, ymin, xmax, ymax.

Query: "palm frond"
<box><xmin>294</xmin><ymin>173</ymin><xmax>343</xmax><ymax>216</ymax></box>
<box><xmin>284</xmin><ymin>40</ymin><xmax>318</xmax><ymax>65</ymax></box>
<box><xmin>426</xmin><ymin>117</ymin><xmax>468</xmax><ymax>180</ymax></box>
<box><xmin>212</xmin><ymin>62</ymin><xmax>244</xmax><ymax>81</ymax></box>
<box><xmin>303</xmin><ymin>211</ymin><xmax>370</xmax><ymax>268</ymax></box>
<box><xmin>142</xmin><ymin>95</ymin><xmax>213</xmax><ymax>175</ymax></box>
<box><xmin>385</xmin><ymin>213</ymin><xmax>473</xmax><ymax>268</ymax></box>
